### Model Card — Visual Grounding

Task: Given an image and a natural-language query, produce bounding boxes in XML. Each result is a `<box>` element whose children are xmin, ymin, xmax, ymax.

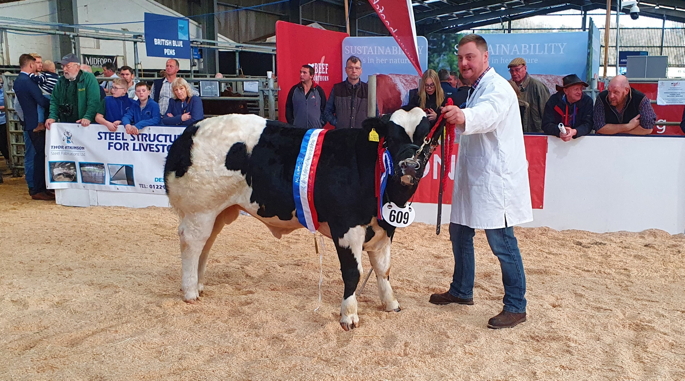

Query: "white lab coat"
<box><xmin>450</xmin><ymin>68</ymin><xmax>533</xmax><ymax>229</ymax></box>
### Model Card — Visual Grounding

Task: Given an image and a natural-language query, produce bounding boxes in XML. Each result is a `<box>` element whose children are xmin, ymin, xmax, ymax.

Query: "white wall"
<box><xmin>56</xmin><ymin>135</ymin><xmax>685</xmax><ymax>234</ymax></box>
<box><xmin>414</xmin><ymin>135</ymin><xmax>685</xmax><ymax>234</ymax></box>
<box><xmin>0</xmin><ymin>0</ymin><xmax>202</xmax><ymax>70</ymax></box>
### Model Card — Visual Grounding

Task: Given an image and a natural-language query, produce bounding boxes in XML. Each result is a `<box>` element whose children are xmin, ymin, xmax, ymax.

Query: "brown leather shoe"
<box><xmin>487</xmin><ymin>310</ymin><xmax>527</xmax><ymax>329</ymax></box>
<box><xmin>429</xmin><ymin>291</ymin><xmax>474</xmax><ymax>305</ymax></box>
<box><xmin>31</xmin><ymin>192</ymin><xmax>55</xmax><ymax>201</ymax></box>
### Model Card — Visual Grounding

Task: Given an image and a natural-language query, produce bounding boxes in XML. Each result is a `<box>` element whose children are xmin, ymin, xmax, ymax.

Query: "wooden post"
<box><xmin>344</xmin><ymin>0</ymin><xmax>350</xmax><ymax>35</ymax></box>
<box><xmin>602</xmin><ymin>0</ymin><xmax>611</xmax><ymax>78</ymax></box>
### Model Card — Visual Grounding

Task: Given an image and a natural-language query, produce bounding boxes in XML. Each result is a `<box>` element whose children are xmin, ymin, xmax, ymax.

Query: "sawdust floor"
<box><xmin>1</xmin><ymin>175</ymin><xmax>684</xmax><ymax>380</ymax></box>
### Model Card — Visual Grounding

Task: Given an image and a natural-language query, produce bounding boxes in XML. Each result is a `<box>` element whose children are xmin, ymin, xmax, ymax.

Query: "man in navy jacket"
<box><xmin>14</xmin><ymin>54</ymin><xmax>53</xmax><ymax>200</ymax></box>
<box><xmin>542</xmin><ymin>74</ymin><xmax>594</xmax><ymax>141</ymax></box>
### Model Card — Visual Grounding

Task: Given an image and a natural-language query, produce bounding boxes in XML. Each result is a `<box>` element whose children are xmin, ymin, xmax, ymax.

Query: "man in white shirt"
<box><xmin>151</xmin><ymin>59</ymin><xmax>198</xmax><ymax>115</ymax></box>
<box><xmin>101</xmin><ymin>62</ymin><xmax>119</xmax><ymax>95</ymax></box>
<box><xmin>430</xmin><ymin>34</ymin><xmax>532</xmax><ymax>329</ymax></box>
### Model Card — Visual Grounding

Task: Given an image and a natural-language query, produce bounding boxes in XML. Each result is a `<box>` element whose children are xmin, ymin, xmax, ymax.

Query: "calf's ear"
<box><xmin>361</xmin><ymin>117</ymin><xmax>388</xmax><ymax>138</ymax></box>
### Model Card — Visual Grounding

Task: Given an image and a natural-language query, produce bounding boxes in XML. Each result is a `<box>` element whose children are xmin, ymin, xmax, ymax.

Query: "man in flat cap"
<box><xmin>45</xmin><ymin>53</ymin><xmax>103</xmax><ymax>129</ymax></box>
<box><xmin>542</xmin><ymin>74</ymin><xmax>594</xmax><ymax>141</ymax></box>
<box><xmin>507</xmin><ymin>57</ymin><xmax>550</xmax><ymax>133</ymax></box>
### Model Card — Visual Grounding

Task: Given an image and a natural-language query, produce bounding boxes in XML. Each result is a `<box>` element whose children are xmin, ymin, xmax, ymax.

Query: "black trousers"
<box><xmin>28</xmin><ymin>130</ymin><xmax>46</xmax><ymax>195</ymax></box>
<box><xmin>0</xmin><ymin>123</ymin><xmax>8</xmax><ymax>160</ymax></box>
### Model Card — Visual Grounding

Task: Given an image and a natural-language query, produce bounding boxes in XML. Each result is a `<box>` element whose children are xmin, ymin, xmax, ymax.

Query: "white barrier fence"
<box><xmin>55</xmin><ymin>132</ymin><xmax>685</xmax><ymax>234</ymax></box>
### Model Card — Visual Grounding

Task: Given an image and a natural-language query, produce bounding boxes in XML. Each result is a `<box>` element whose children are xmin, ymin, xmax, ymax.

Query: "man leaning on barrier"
<box><xmin>593</xmin><ymin>75</ymin><xmax>656</xmax><ymax>136</ymax></box>
<box><xmin>45</xmin><ymin>54</ymin><xmax>103</xmax><ymax>129</ymax></box>
<box><xmin>542</xmin><ymin>74</ymin><xmax>594</xmax><ymax>141</ymax></box>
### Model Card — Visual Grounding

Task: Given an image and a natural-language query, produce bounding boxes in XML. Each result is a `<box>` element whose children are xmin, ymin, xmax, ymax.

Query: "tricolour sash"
<box><xmin>293</xmin><ymin>129</ymin><xmax>328</xmax><ymax>232</ymax></box>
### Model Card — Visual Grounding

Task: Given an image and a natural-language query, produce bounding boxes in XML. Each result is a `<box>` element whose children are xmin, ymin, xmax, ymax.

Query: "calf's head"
<box><xmin>362</xmin><ymin>107</ymin><xmax>434</xmax><ymax>203</ymax></box>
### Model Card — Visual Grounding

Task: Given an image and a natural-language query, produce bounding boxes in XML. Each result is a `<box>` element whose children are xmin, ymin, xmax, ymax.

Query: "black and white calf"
<box><xmin>164</xmin><ymin>109</ymin><xmax>432</xmax><ymax>330</ymax></box>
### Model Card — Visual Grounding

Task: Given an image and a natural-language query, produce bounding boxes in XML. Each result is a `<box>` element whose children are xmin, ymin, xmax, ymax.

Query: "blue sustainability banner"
<box><xmin>144</xmin><ymin>12</ymin><xmax>191</xmax><ymax>59</ymax></box>
<box><xmin>483</xmin><ymin>32</ymin><xmax>590</xmax><ymax>80</ymax></box>
<box><xmin>342</xmin><ymin>36</ymin><xmax>428</xmax><ymax>83</ymax></box>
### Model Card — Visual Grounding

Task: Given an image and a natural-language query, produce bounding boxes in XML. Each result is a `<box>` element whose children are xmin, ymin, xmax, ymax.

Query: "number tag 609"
<box><xmin>381</xmin><ymin>202</ymin><xmax>415</xmax><ymax>228</ymax></box>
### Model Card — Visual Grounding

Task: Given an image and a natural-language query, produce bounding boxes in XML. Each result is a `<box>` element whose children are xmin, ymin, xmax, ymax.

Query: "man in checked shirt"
<box><xmin>594</xmin><ymin>75</ymin><xmax>656</xmax><ymax>135</ymax></box>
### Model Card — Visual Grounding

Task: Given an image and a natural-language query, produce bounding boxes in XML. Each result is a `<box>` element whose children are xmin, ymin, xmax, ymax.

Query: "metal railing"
<box><xmin>1</xmin><ymin>73</ymin><xmax>279</xmax><ymax>175</ymax></box>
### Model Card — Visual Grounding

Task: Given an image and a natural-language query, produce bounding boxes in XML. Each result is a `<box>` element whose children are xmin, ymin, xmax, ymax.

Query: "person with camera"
<box><xmin>45</xmin><ymin>53</ymin><xmax>103</xmax><ymax>130</ymax></box>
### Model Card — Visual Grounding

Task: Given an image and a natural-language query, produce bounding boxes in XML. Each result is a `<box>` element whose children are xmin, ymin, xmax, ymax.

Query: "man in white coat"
<box><xmin>430</xmin><ymin>34</ymin><xmax>533</xmax><ymax>329</ymax></box>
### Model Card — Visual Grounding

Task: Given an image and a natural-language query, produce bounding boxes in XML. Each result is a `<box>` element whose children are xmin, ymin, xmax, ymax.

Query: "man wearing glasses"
<box><xmin>507</xmin><ymin>57</ymin><xmax>549</xmax><ymax>133</ymax></box>
<box><xmin>45</xmin><ymin>53</ymin><xmax>103</xmax><ymax>129</ymax></box>
<box><xmin>95</xmin><ymin>78</ymin><xmax>133</xmax><ymax>132</ymax></box>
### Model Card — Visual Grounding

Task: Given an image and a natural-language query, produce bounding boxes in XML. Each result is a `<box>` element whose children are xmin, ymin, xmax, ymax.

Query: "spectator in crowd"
<box><xmin>14</xmin><ymin>54</ymin><xmax>53</xmax><ymax>200</ymax></box>
<box><xmin>122</xmin><ymin>82</ymin><xmax>160</xmax><ymax>135</ymax></box>
<box><xmin>10</xmin><ymin>78</ymin><xmax>35</xmax><ymax>194</ymax></box>
<box><xmin>681</xmin><ymin>108</ymin><xmax>685</xmax><ymax>134</ymax></box>
<box><xmin>285</xmin><ymin>64</ymin><xmax>326</xmax><ymax>129</ymax></box>
<box><xmin>438</xmin><ymin>68</ymin><xmax>458</xmax><ymax>98</ymax></box>
<box><xmin>594</xmin><ymin>75</ymin><xmax>656</xmax><ymax>135</ymax></box>
<box><xmin>45</xmin><ymin>54</ymin><xmax>103</xmax><ymax>129</ymax></box>
<box><xmin>449</xmin><ymin>71</ymin><xmax>463</xmax><ymax>88</ymax></box>
<box><xmin>28</xmin><ymin>58</ymin><xmax>59</xmax><ymax>132</ymax></box>
<box><xmin>542</xmin><ymin>74</ymin><xmax>594</xmax><ymax>141</ymax></box>
<box><xmin>28</xmin><ymin>54</ymin><xmax>58</xmax><ymax>95</ymax></box>
<box><xmin>95</xmin><ymin>78</ymin><xmax>133</xmax><ymax>132</ymax></box>
<box><xmin>507</xmin><ymin>57</ymin><xmax>549</xmax><ymax>133</ymax></box>
<box><xmin>118</xmin><ymin>65</ymin><xmax>138</xmax><ymax>100</ymax></box>
<box><xmin>324</xmin><ymin>56</ymin><xmax>368</xmax><ymax>129</ymax></box>
<box><xmin>161</xmin><ymin>77</ymin><xmax>204</xmax><ymax>127</ymax></box>
<box><xmin>406</xmin><ymin>69</ymin><xmax>444</xmax><ymax>124</ymax></box>
<box><xmin>152</xmin><ymin>59</ymin><xmax>197</xmax><ymax>116</ymax></box>
<box><xmin>100</xmin><ymin>62</ymin><xmax>119</xmax><ymax>95</ymax></box>
<box><xmin>434</xmin><ymin>34</ymin><xmax>531</xmax><ymax>329</ymax></box>
<box><xmin>0</xmin><ymin>76</ymin><xmax>7</xmax><ymax>183</ymax></box>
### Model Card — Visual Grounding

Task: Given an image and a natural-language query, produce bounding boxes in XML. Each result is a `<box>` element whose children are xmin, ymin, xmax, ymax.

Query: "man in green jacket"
<box><xmin>507</xmin><ymin>57</ymin><xmax>550</xmax><ymax>133</ymax></box>
<box><xmin>45</xmin><ymin>53</ymin><xmax>102</xmax><ymax>129</ymax></box>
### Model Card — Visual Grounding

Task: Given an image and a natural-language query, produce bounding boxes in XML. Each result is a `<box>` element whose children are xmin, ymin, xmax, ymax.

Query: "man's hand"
<box><xmin>76</xmin><ymin>119</ymin><xmax>91</xmax><ymax>127</ymax></box>
<box><xmin>560</xmin><ymin>126</ymin><xmax>577</xmax><ymax>142</ymax></box>
<box><xmin>167</xmin><ymin>113</ymin><xmax>174</xmax><ymax>117</ymax></box>
<box><xmin>125</xmin><ymin>124</ymin><xmax>139</xmax><ymax>135</ymax></box>
<box><xmin>106</xmin><ymin>122</ymin><xmax>117</xmax><ymax>132</ymax></box>
<box><xmin>45</xmin><ymin>118</ymin><xmax>55</xmax><ymax>130</ymax></box>
<box><xmin>441</xmin><ymin>105</ymin><xmax>465</xmax><ymax>126</ymax></box>
<box><xmin>627</xmin><ymin>114</ymin><xmax>641</xmax><ymax>130</ymax></box>
<box><xmin>181</xmin><ymin>112</ymin><xmax>191</xmax><ymax>122</ymax></box>
<box><xmin>112</xmin><ymin>121</ymin><xmax>121</xmax><ymax>127</ymax></box>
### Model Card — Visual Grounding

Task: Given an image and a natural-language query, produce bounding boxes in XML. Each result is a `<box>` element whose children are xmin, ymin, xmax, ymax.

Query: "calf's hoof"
<box><xmin>340</xmin><ymin>321</ymin><xmax>357</xmax><ymax>331</ymax></box>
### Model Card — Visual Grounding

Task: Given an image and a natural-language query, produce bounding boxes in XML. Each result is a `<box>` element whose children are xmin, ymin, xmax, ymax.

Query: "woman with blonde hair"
<box><xmin>161</xmin><ymin>77</ymin><xmax>204</xmax><ymax>126</ymax></box>
<box><xmin>407</xmin><ymin>69</ymin><xmax>444</xmax><ymax>123</ymax></box>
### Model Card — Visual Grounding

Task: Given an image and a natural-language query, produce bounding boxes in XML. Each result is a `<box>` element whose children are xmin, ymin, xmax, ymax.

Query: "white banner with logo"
<box><xmin>657</xmin><ymin>80</ymin><xmax>685</xmax><ymax>105</ymax></box>
<box><xmin>46</xmin><ymin>123</ymin><xmax>183</xmax><ymax>194</ymax></box>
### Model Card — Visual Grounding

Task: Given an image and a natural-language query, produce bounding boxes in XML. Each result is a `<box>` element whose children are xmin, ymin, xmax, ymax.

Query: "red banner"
<box><xmin>367</xmin><ymin>0</ymin><xmax>422</xmax><ymax>76</ymax></box>
<box><xmin>412</xmin><ymin>135</ymin><xmax>548</xmax><ymax>209</ymax></box>
<box><xmin>275</xmin><ymin>21</ymin><xmax>348</xmax><ymax>123</ymax></box>
<box><xmin>630</xmin><ymin>83</ymin><xmax>685</xmax><ymax>136</ymax></box>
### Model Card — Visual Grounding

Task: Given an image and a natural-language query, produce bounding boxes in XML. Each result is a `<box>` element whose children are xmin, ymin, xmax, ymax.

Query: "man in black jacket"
<box><xmin>323</xmin><ymin>56</ymin><xmax>367</xmax><ymax>129</ymax></box>
<box><xmin>285</xmin><ymin>64</ymin><xmax>326</xmax><ymax>129</ymax></box>
<box><xmin>542</xmin><ymin>74</ymin><xmax>594</xmax><ymax>141</ymax></box>
<box><xmin>14</xmin><ymin>54</ymin><xmax>53</xmax><ymax>200</ymax></box>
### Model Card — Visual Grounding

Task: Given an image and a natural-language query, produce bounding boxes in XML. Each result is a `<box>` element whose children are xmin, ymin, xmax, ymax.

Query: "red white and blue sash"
<box><xmin>293</xmin><ymin>129</ymin><xmax>328</xmax><ymax>232</ymax></box>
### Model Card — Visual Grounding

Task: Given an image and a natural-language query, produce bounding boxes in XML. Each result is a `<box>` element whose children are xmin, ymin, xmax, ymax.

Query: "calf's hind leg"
<box><xmin>178</xmin><ymin>211</ymin><xmax>219</xmax><ymax>302</ymax></box>
<box><xmin>197</xmin><ymin>206</ymin><xmax>240</xmax><ymax>294</ymax></box>
<box><xmin>367</xmin><ymin>238</ymin><xmax>400</xmax><ymax>312</ymax></box>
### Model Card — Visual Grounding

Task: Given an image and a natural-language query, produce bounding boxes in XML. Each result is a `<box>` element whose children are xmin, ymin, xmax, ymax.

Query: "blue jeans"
<box><xmin>449</xmin><ymin>223</ymin><xmax>527</xmax><ymax>313</ymax></box>
<box><xmin>23</xmin><ymin>130</ymin><xmax>35</xmax><ymax>191</ymax></box>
